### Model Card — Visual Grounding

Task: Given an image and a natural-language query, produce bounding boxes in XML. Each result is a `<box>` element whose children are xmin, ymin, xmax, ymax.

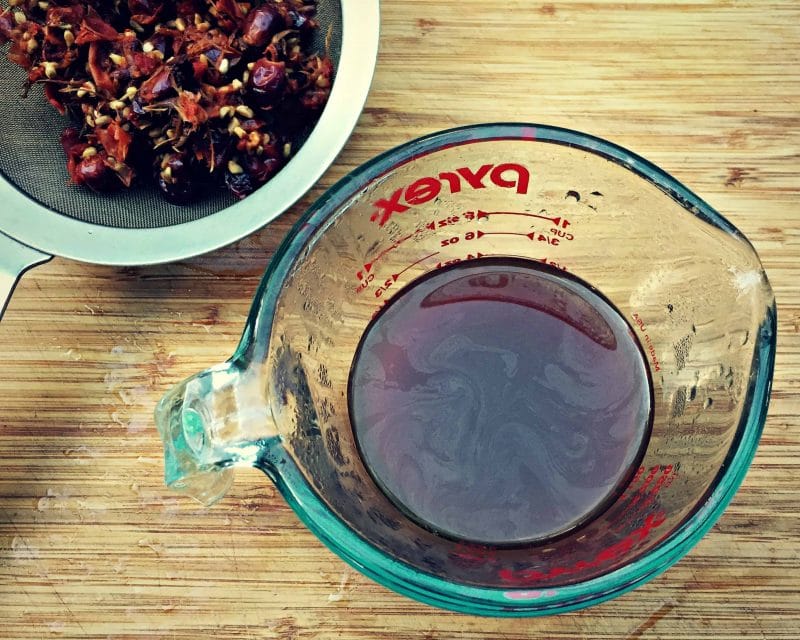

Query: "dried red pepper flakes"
<box><xmin>2</xmin><ymin>0</ymin><xmax>334</xmax><ymax>203</ymax></box>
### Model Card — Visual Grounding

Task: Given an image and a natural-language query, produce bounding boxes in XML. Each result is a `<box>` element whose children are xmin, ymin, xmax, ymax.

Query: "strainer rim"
<box><xmin>0</xmin><ymin>0</ymin><xmax>379</xmax><ymax>265</ymax></box>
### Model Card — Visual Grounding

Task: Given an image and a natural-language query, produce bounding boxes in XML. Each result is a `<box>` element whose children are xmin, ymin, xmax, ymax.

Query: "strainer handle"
<box><xmin>0</xmin><ymin>232</ymin><xmax>51</xmax><ymax>321</ymax></box>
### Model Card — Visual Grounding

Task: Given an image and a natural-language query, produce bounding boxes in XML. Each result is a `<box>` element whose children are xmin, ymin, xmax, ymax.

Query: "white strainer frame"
<box><xmin>0</xmin><ymin>1</ymin><xmax>379</xmax><ymax>315</ymax></box>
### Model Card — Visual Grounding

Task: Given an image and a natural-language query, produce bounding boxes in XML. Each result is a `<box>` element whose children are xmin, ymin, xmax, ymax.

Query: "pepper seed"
<box><xmin>235</xmin><ymin>105</ymin><xmax>254</xmax><ymax>118</ymax></box>
<box><xmin>43</xmin><ymin>61</ymin><xmax>58</xmax><ymax>79</ymax></box>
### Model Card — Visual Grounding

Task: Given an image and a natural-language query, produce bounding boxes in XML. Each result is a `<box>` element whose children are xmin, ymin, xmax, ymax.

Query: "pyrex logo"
<box><xmin>370</xmin><ymin>163</ymin><xmax>531</xmax><ymax>226</ymax></box>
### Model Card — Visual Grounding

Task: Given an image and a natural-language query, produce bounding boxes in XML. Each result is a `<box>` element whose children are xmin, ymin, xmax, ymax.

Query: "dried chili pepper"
<box><xmin>1</xmin><ymin>0</ymin><xmax>334</xmax><ymax>203</ymax></box>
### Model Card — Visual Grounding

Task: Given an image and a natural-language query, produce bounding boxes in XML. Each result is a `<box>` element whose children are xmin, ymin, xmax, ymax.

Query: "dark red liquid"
<box><xmin>349</xmin><ymin>258</ymin><xmax>652</xmax><ymax>545</ymax></box>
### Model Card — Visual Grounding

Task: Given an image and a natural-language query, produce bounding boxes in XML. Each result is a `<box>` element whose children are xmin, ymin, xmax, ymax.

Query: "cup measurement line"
<box><xmin>356</xmin><ymin>232</ymin><xmax>417</xmax><ymax>281</ymax></box>
<box><xmin>392</xmin><ymin>252</ymin><xmax>440</xmax><ymax>281</ymax></box>
<box><xmin>368</xmin><ymin>252</ymin><xmax>442</xmax><ymax>301</ymax></box>
<box><xmin>358</xmin><ymin>211</ymin><xmax>573</xmax><ymax>283</ymax></box>
<box><xmin>478</xmin><ymin>230</ymin><xmax>537</xmax><ymax>239</ymax></box>
<box><xmin>466</xmin><ymin>230</ymin><xmax>562</xmax><ymax>246</ymax></box>
<box><xmin>467</xmin><ymin>210</ymin><xmax>572</xmax><ymax>229</ymax></box>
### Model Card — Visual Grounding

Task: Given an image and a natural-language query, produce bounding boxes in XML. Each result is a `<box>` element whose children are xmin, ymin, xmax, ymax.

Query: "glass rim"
<box><xmin>234</xmin><ymin>123</ymin><xmax>777</xmax><ymax>615</ymax></box>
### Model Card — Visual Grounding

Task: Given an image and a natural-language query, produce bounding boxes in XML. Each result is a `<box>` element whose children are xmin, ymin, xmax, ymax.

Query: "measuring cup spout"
<box><xmin>154</xmin><ymin>360</ymin><xmax>279</xmax><ymax>505</ymax></box>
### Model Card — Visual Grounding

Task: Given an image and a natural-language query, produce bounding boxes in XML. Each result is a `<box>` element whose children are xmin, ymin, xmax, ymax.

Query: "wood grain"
<box><xmin>1</xmin><ymin>1</ymin><xmax>799</xmax><ymax>637</ymax></box>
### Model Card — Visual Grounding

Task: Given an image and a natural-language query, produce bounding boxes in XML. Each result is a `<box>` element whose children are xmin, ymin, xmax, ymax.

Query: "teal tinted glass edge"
<box><xmin>229</xmin><ymin>123</ymin><xmax>776</xmax><ymax>615</ymax></box>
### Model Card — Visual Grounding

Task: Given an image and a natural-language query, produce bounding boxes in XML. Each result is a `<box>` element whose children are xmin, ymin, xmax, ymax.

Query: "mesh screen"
<box><xmin>0</xmin><ymin>0</ymin><xmax>342</xmax><ymax>229</ymax></box>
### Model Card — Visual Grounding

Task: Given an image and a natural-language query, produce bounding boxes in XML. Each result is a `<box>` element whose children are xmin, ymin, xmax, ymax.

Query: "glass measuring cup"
<box><xmin>155</xmin><ymin>123</ymin><xmax>776</xmax><ymax>616</ymax></box>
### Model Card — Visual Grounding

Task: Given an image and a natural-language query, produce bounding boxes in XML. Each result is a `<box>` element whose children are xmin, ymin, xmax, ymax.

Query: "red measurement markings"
<box><xmin>462</xmin><ymin>210</ymin><xmax>489</xmax><ymax>221</ymax></box>
<box><xmin>436</xmin><ymin>252</ymin><xmax>485</xmax><ymax>269</ymax></box>
<box><xmin>357</xmin><ymin>212</ymin><xmax>471</xmax><ymax>284</ymax></box>
<box><xmin>374</xmin><ymin>232</ymin><xmax>415</xmax><ymax>263</ymax></box>
<box><xmin>425</xmin><ymin>214</ymin><xmax>463</xmax><ymax>229</ymax></box>
<box><xmin>477</xmin><ymin>230</ymin><xmax>535</xmax><ymax>239</ymax></box>
<box><xmin>465</xmin><ymin>209</ymin><xmax>571</xmax><ymax>229</ymax></box>
<box><xmin>535</xmin><ymin>233</ymin><xmax>560</xmax><ymax>246</ymax></box>
<box><xmin>539</xmin><ymin>257</ymin><xmax>568</xmax><ymax>271</ymax></box>
<box><xmin>355</xmin><ymin>233</ymin><xmax>417</xmax><ymax>292</ymax></box>
<box><xmin>440</xmin><ymin>229</ymin><xmax>484</xmax><ymax>246</ymax></box>
<box><xmin>496</xmin><ymin>464</ymin><xmax>679</xmax><ymax>586</ymax></box>
<box><xmin>498</xmin><ymin>511</ymin><xmax>667</xmax><ymax>586</ymax></box>
<box><xmin>373</xmin><ymin>252</ymin><xmax>439</xmax><ymax>299</ymax></box>
<box><xmin>626</xmin><ymin>464</ymin><xmax>676</xmax><ymax>512</ymax></box>
<box><xmin>392</xmin><ymin>252</ymin><xmax>440</xmax><ymax>281</ymax></box>
<box><xmin>460</xmin><ymin>229</ymin><xmax>562</xmax><ymax>246</ymax></box>
<box><xmin>550</xmin><ymin>227</ymin><xmax>574</xmax><ymax>241</ymax></box>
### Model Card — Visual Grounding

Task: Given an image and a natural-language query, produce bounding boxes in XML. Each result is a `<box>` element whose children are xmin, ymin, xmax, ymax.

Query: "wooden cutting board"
<box><xmin>1</xmin><ymin>1</ymin><xmax>798</xmax><ymax>638</ymax></box>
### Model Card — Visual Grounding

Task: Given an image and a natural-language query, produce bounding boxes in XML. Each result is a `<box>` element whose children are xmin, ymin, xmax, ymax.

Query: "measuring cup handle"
<box><xmin>0</xmin><ymin>232</ymin><xmax>52</xmax><ymax>321</ymax></box>
<box><xmin>155</xmin><ymin>359</ymin><xmax>280</xmax><ymax>505</ymax></box>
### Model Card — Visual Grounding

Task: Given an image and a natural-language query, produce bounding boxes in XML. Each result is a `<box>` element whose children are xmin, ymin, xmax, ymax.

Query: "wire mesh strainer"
<box><xmin>0</xmin><ymin>0</ymin><xmax>379</xmax><ymax>318</ymax></box>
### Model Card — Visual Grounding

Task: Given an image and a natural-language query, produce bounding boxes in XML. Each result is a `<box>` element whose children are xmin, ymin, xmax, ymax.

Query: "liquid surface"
<box><xmin>349</xmin><ymin>259</ymin><xmax>652</xmax><ymax>545</ymax></box>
